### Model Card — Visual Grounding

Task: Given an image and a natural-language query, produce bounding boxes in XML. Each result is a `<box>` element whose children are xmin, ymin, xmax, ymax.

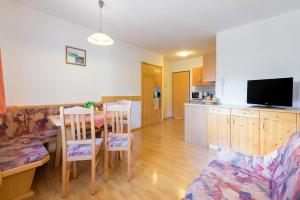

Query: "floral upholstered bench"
<box><xmin>0</xmin><ymin>136</ymin><xmax>49</xmax><ymax>199</ymax></box>
<box><xmin>0</xmin><ymin>106</ymin><xmax>58</xmax><ymax>199</ymax></box>
<box><xmin>0</xmin><ymin>103</ymin><xmax>103</xmax><ymax>199</ymax></box>
<box><xmin>183</xmin><ymin>131</ymin><xmax>300</xmax><ymax>200</ymax></box>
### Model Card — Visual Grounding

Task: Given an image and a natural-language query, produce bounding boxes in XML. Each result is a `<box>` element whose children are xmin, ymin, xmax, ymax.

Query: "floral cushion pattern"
<box><xmin>183</xmin><ymin>132</ymin><xmax>300</xmax><ymax>200</ymax></box>
<box><xmin>0</xmin><ymin>103</ymin><xmax>103</xmax><ymax>172</ymax></box>
<box><xmin>19</xmin><ymin>130</ymin><xmax>57</xmax><ymax>142</ymax></box>
<box><xmin>67</xmin><ymin>138</ymin><xmax>103</xmax><ymax>157</ymax></box>
<box><xmin>0</xmin><ymin>103</ymin><xmax>102</xmax><ymax>139</ymax></box>
<box><xmin>108</xmin><ymin>134</ymin><xmax>132</xmax><ymax>148</ymax></box>
<box><xmin>0</xmin><ymin>137</ymin><xmax>49</xmax><ymax>171</ymax></box>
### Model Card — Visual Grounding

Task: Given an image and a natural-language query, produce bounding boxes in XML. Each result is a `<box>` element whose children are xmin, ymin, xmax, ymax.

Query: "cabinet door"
<box><xmin>208</xmin><ymin>113</ymin><xmax>230</xmax><ymax>149</ymax></box>
<box><xmin>260</xmin><ymin>119</ymin><xmax>297</xmax><ymax>155</ymax></box>
<box><xmin>202</xmin><ymin>52</ymin><xmax>216</xmax><ymax>82</ymax></box>
<box><xmin>207</xmin><ymin>113</ymin><xmax>219</xmax><ymax>145</ymax></box>
<box><xmin>231</xmin><ymin>116</ymin><xmax>242</xmax><ymax>152</ymax></box>
<box><xmin>184</xmin><ymin>106</ymin><xmax>192</xmax><ymax>143</ymax></box>
<box><xmin>243</xmin><ymin>118</ymin><xmax>260</xmax><ymax>155</ymax></box>
<box><xmin>186</xmin><ymin>106</ymin><xmax>208</xmax><ymax>147</ymax></box>
<box><xmin>192</xmin><ymin>67</ymin><xmax>202</xmax><ymax>86</ymax></box>
<box><xmin>231</xmin><ymin>116</ymin><xmax>259</xmax><ymax>155</ymax></box>
<box><xmin>218</xmin><ymin>115</ymin><xmax>231</xmax><ymax>149</ymax></box>
<box><xmin>298</xmin><ymin>113</ymin><xmax>300</xmax><ymax>131</ymax></box>
<box><xmin>154</xmin><ymin>67</ymin><xmax>162</xmax><ymax>87</ymax></box>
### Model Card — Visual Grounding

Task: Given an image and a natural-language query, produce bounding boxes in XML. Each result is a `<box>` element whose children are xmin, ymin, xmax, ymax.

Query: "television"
<box><xmin>247</xmin><ymin>77</ymin><xmax>293</xmax><ymax>107</ymax></box>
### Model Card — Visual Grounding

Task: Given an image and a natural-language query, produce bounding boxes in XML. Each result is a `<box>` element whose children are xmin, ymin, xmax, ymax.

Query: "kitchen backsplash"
<box><xmin>194</xmin><ymin>86</ymin><xmax>215</xmax><ymax>97</ymax></box>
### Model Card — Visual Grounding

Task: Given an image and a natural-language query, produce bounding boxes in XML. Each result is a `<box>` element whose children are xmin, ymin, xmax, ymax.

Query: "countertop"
<box><xmin>185</xmin><ymin>102</ymin><xmax>300</xmax><ymax>113</ymax></box>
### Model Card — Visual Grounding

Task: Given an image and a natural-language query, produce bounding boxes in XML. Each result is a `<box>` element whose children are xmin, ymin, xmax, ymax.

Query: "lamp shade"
<box><xmin>87</xmin><ymin>32</ymin><xmax>114</xmax><ymax>46</ymax></box>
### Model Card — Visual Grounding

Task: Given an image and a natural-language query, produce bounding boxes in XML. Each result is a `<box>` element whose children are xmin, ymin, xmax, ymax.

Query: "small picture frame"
<box><xmin>66</xmin><ymin>46</ymin><xmax>86</xmax><ymax>66</ymax></box>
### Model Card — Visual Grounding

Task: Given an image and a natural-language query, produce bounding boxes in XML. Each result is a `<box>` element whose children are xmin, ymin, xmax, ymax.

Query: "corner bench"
<box><xmin>0</xmin><ymin>103</ymin><xmax>103</xmax><ymax>200</ymax></box>
<box><xmin>0</xmin><ymin>136</ymin><xmax>50</xmax><ymax>199</ymax></box>
<box><xmin>0</xmin><ymin>105</ymin><xmax>59</xmax><ymax>200</ymax></box>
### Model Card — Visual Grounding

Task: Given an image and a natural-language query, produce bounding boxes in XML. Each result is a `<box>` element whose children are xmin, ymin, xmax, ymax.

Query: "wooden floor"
<box><xmin>30</xmin><ymin>119</ymin><xmax>216</xmax><ymax>200</ymax></box>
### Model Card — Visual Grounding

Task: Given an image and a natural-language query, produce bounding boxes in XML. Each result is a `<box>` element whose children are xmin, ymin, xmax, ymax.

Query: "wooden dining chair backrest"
<box><xmin>103</xmin><ymin>101</ymin><xmax>132</xmax><ymax>146</ymax></box>
<box><xmin>59</xmin><ymin>106</ymin><xmax>96</xmax><ymax>158</ymax></box>
<box><xmin>104</xmin><ymin>102</ymin><xmax>131</xmax><ymax>134</ymax></box>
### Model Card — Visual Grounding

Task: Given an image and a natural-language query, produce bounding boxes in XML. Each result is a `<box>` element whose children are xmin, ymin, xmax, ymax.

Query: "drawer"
<box><xmin>260</xmin><ymin>111</ymin><xmax>297</xmax><ymax>122</ymax></box>
<box><xmin>208</xmin><ymin>107</ymin><xmax>230</xmax><ymax>115</ymax></box>
<box><xmin>231</xmin><ymin>109</ymin><xmax>259</xmax><ymax>118</ymax></box>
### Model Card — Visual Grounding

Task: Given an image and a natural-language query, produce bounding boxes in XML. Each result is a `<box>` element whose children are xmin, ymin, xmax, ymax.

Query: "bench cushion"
<box><xmin>0</xmin><ymin>137</ymin><xmax>48</xmax><ymax>171</ymax></box>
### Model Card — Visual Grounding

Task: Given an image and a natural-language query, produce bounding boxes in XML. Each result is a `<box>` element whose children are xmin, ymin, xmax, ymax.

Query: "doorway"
<box><xmin>172</xmin><ymin>71</ymin><xmax>190</xmax><ymax>119</ymax></box>
<box><xmin>141</xmin><ymin>62</ymin><xmax>162</xmax><ymax>127</ymax></box>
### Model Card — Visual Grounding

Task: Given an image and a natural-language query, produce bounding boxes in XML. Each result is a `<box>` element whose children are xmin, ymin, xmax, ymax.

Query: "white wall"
<box><xmin>164</xmin><ymin>57</ymin><xmax>203</xmax><ymax>118</ymax></box>
<box><xmin>0</xmin><ymin>0</ymin><xmax>163</xmax><ymax>106</ymax></box>
<box><xmin>216</xmin><ymin>10</ymin><xmax>300</xmax><ymax>107</ymax></box>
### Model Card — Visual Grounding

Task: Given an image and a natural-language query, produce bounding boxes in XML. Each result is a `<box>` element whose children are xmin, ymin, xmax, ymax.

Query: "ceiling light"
<box><xmin>88</xmin><ymin>0</ymin><xmax>114</xmax><ymax>46</ymax></box>
<box><xmin>177</xmin><ymin>51</ymin><xmax>190</xmax><ymax>57</ymax></box>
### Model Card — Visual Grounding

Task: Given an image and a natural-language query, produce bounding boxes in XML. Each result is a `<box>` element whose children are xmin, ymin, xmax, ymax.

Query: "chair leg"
<box><xmin>98</xmin><ymin>146</ymin><xmax>104</xmax><ymax>175</ymax></box>
<box><xmin>131</xmin><ymin>144</ymin><xmax>134</xmax><ymax>167</ymax></box>
<box><xmin>109</xmin><ymin>152</ymin><xmax>114</xmax><ymax>167</ymax></box>
<box><xmin>127</xmin><ymin>149</ymin><xmax>131</xmax><ymax>181</ymax></box>
<box><xmin>73</xmin><ymin>161</ymin><xmax>77</xmax><ymax>178</ymax></box>
<box><xmin>104</xmin><ymin>149</ymin><xmax>109</xmax><ymax>181</ymax></box>
<box><xmin>119</xmin><ymin>151</ymin><xmax>124</xmax><ymax>160</ymax></box>
<box><xmin>91</xmin><ymin>159</ymin><xmax>96</xmax><ymax>195</ymax></box>
<box><xmin>62</xmin><ymin>160</ymin><xmax>68</xmax><ymax>198</ymax></box>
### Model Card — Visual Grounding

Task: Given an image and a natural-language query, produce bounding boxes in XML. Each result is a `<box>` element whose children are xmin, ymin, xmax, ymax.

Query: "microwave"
<box><xmin>192</xmin><ymin>92</ymin><xmax>200</xmax><ymax>99</ymax></box>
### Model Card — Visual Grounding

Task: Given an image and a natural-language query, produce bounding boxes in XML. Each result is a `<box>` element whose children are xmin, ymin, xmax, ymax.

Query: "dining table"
<box><xmin>47</xmin><ymin>112</ymin><xmax>105</xmax><ymax>167</ymax></box>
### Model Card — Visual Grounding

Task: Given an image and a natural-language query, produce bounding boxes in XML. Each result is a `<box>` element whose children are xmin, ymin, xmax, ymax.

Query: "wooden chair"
<box><xmin>60</xmin><ymin>106</ymin><xmax>103</xmax><ymax>198</ymax></box>
<box><xmin>103</xmin><ymin>101</ymin><xmax>133</xmax><ymax>181</ymax></box>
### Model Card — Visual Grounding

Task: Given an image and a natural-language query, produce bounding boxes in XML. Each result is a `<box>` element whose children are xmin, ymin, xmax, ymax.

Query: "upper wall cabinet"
<box><xmin>192</xmin><ymin>67</ymin><xmax>202</xmax><ymax>86</ymax></box>
<box><xmin>202</xmin><ymin>52</ymin><xmax>216</xmax><ymax>82</ymax></box>
<box><xmin>154</xmin><ymin>67</ymin><xmax>162</xmax><ymax>87</ymax></box>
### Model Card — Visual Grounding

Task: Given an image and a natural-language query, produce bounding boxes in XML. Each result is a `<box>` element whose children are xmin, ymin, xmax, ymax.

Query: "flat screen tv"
<box><xmin>247</xmin><ymin>77</ymin><xmax>293</xmax><ymax>107</ymax></box>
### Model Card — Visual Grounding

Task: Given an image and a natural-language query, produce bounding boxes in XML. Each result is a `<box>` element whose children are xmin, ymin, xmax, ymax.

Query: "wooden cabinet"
<box><xmin>298</xmin><ymin>114</ymin><xmax>300</xmax><ymax>131</ymax></box>
<box><xmin>260</xmin><ymin>111</ymin><xmax>297</xmax><ymax>155</ymax></box>
<box><xmin>231</xmin><ymin>109</ymin><xmax>260</xmax><ymax>155</ymax></box>
<box><xmin>202</xmin><ymin>52</ymin><xmax>216</xmax><ymax>82</ymax></box>
<box><xmin>192</xmin><ymin>67</ymin><xmax>202</xmax><ymax>86</ymax></box>
<box><xmin>207</xmin><ymin>107</ymin><xmax>231</xmax><ymax>149</ymax></box>
<box><xmin>187</xmin><ymin>105</ymin><xmax>300</xmax><ymax>155</ymax></box>
<box><xmin>142</xmin><ymin>63</ymin><xmax>162</xmax><ymax>127</ymax></box>
<box><xmin>185</xmin><ymin>105</ymin><xmax>208</xmax><ymax>147</ymax></box>
<box><xmin>154</xmin><ymin>67</ymin><xmax>162</xmax><ymax>87</ymax></box>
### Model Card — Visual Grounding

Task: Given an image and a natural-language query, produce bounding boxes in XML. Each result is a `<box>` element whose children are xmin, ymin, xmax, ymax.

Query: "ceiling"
<box><xmin>14</xmin><ymin>0</ymin><xmax>300</xmax><ymax>60</ymax></box>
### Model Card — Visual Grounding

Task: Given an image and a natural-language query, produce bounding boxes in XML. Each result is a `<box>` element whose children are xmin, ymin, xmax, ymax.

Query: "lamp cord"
<box><xmin>99</xmin><ymin>0</ymin><xmax>104</xmax><ymax>32</ymax></box>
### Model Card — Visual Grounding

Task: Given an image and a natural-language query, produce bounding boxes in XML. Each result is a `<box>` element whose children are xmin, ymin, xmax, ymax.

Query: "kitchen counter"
<box><xmin>185</xmin><ymin>103</ymin><xmax>300</xmax><ymax>113</ymax></box>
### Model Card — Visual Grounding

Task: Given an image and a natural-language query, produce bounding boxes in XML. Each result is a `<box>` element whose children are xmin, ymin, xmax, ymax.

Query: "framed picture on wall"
<box><xmin>65</xmin><ymin>46</ymin><xmax>86</xmax><ymax>66</ymax></box>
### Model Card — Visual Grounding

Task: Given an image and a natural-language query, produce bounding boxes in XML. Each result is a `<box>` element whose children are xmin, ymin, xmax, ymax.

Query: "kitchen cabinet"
<box><xmin>260</xmin><ymin>111</ymin><xmax>297</xmax><ymax>155</ymax></box>
<box><xmin>192</xmin><ymin>67</ymin><xmax>202</xmax><ymax>86</ymax></box>
<box><xmin>231</xmin><ymin>109</ymin><xmax>260</xmax><ymax>155</ymax></box>
<box><xmin>202</xmin><ymin>52</ymin><xmax>216</xmax><ymax>82</ymax></box>
<box><xmin>185</xmin><ymin>105</ymin><xmax>208</xmax><ymax>147</ymax></box>
<box><xmin>298</xmin><ymin>114</ymin><xmax>300</xmax><ymax>131</ymax></box>
<box><xmin>142</xmin><ymin>63</ymin><xmax>162</xmax><ymax>127</ymax></box>
<box><xmin>186</xmin><ymin>104</ymin><xmax>300</xmax><ymax>155</ymax></box>
<box><xmin>207</xmin><ymin>107</ymin><xmax>231</xmax><ymax>149</ymax></box>
<box><xmin>154</xmin><ymin>67</ymin><xmax>162</xmax><ymax>87</ymax></box>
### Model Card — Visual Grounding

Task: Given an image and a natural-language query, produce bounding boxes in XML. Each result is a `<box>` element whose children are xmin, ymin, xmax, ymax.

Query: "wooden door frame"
<box><xmin>141</xmin><ymin>62</ymin><xmax>163</xmax><ymax>127</ymax></box>
<box><xmin>172</xmin><ymin>71</ymin><xmax>190</xmax><ymax>119</ymax></box>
